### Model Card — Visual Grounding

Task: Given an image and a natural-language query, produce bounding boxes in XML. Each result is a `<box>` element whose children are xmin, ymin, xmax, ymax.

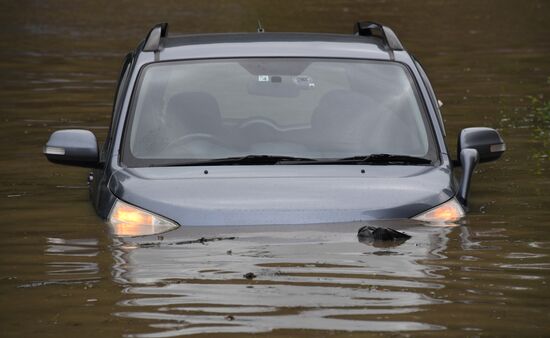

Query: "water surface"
<box><xmin>1</xmin><ymin>1</ymin><xmax>549</xmax><ymax>337</ymax></box>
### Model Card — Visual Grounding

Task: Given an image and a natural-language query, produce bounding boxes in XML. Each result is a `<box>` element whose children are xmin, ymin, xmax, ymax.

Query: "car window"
<box><xmin>123</xmin><ymin>58</ymin><xmax>438</xmax><ymax>166</ymax></box>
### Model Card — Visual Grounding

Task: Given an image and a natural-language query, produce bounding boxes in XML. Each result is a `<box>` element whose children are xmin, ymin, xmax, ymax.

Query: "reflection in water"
<box><xmin>18</xmin><ymin>237</ymin><xmax>101</xmax><ymax>289</ymax></box>
<box><xmin>111</xmin><ymin>223</ymin><xmax>452</xmax><ymax>336</ymax></box>
<box><xmin>46</xmin><ymin>237</ymin><xmax>99</xmax><ymax>257</ymax></box>
<box><xmin>45</xmin><ymin>237</ymin><xmax>100</xmax><ymax>276</ymax></box>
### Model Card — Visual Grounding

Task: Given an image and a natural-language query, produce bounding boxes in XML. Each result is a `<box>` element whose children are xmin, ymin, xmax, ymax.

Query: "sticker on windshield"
<box><xmin>258</xmin><ymin>75</ymin><xmax>270</xmax><ymax>82</ymax></box>
<box><xmin>293</xmin><ymin>75</ymin><xmax>315</xmax><ymax>88</ymax></box>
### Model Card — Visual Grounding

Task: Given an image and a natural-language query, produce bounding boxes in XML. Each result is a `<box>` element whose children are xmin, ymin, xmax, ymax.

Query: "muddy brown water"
<box><xmin>1</xmin><ymin>1</ymin><xmax>550</xmax><ymax>337</ymax></box>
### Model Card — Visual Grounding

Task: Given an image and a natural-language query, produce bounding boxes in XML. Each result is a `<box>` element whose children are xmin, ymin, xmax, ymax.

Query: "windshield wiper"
<box><xmin>347</xmin><ymin>154</ymin><xmax>432</xmax><ymax>165</ymax></box>
<box><xmin>280</xmin><ymin>154</ymin><xmax>432</xmax><ymax>165</ymax></box>
<box><xmin>155</xmin><ymin>155</ymin><xmax>317</xmax><ymax>167</ymax></box>
<box><xmin>152</xmin><ymin>154</ymin><xmax>431</xmax><ymax>167</ymax></box>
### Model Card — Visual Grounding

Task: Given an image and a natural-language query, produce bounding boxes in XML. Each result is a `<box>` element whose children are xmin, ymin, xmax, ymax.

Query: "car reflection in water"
<box><xmin>108</xmin><ymin>221</ymin><xmax>461</xmax><ymax>336</ymax></box>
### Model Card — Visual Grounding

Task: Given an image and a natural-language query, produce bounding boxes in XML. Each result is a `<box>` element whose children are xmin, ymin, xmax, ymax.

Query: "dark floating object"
<box><xmin>372</xmin><ymin>250</ymin><xmax>403</xmax><ymax>256</ymax></box>
<box><xmin>357</xmin><ymin>225</ymin><xmax>411</xmax><ymax>248</ymax></box>
<box><xmin>138</xmin><ymin>236</ymin><xmax>236</xmax><ymax>248</ymax></box>
<box><xmin>358</xmin><ymin>225</ymin><xmax>411</xmax><ymax>241</ymax></box>
<box><xmin>243</xmin><ymin>272</ymin><xmax>257</xmax><ymax>280</ymax></box>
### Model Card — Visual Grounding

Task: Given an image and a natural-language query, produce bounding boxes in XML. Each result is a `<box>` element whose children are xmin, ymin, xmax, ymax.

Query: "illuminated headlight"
<box><xmin>412</xmin><ymin>198</ymin><xmax>465</xmax><ymax>224</ymax></box>
<box><xmin>108</xmin><ymin>200</ymin><xmax>179</xmax><ymax>237</ymax></box>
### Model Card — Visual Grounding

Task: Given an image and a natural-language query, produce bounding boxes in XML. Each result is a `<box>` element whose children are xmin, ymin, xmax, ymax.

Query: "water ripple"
<box><xmin>112</xmin><ymin>224</ymin><xmax>450</xmax><ymax>336</ymax></box>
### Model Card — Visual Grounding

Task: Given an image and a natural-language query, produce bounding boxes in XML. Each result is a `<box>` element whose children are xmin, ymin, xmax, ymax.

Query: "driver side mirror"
<box><xmin>43</xmin><ymin>129</ymin><xmax>100</xmax><ymax>168</ymax></box>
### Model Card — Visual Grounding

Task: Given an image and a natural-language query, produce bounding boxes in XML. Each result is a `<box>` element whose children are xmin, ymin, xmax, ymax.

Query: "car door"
<box><xmin>90</xmin><ymin>53</ymin><xmax>133</xmax><ymax>211</ymax></box>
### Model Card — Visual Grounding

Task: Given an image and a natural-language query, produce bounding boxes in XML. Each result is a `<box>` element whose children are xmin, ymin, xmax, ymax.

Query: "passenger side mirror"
<box><xmin>43</xmin><ymin>129</ymin><xmax>99</xmax><ymax>168</ymax></box>
<box><xmin>457</xmin><ymin>127</ymin><xmax>505</xmax><ymax>164</ymax></box>
<box><xmin>455</xmin><ymin>127</ymin><xmax>505</xmax><ymax>206</ymax></box>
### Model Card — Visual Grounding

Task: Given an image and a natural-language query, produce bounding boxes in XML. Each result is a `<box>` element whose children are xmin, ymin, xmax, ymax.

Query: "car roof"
<box><xmin>144</xmin><ymin>32</ymin><xmax>395</xmax><ymax>61</ymax></box>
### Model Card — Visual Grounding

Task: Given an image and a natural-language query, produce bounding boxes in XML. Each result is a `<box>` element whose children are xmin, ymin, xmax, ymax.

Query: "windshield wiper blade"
<box><xmin>341</xmin><ymin>154</ymin><xmax>432</xmax><ymax>165</ymax></box>
<box><xmin>280</xmin><ymin>154</ymin><xmax>432</xmax><ymax>165</ymax></box>
<box><xmin>156</xmin><ymin>155</ymin><xmax>317</xmax><ymax>167</ymax></box>
<box><xmin>154</xmin><ymin>154</ymin><xmax>430</xmax><ymax>167</ymax></box>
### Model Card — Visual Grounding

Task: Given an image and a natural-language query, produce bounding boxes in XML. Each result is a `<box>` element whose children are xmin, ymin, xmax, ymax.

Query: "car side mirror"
<box><xmin>43</xmin><ymin>129</ymin><xmax>99</xmax><ymax>168</ymax></box>
<box><xmin>457</xmin><ymin>127</ymin><xmax>506</xmax><ymax>164</ymax></box>
<box><xmin>455</xmin><ymin>127</ymin><xmax>505</xmax><ymax>206</ymax></box>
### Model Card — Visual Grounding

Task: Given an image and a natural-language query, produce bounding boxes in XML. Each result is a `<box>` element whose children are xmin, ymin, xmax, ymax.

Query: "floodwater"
<box><xmin>1</xmin><ymin>0</ymin><xmax>549</xmax><ymax>337</ymax></box>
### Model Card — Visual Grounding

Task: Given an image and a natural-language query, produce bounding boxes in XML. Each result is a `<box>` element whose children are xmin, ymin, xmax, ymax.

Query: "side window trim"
<box><xmin>413</xmin><ymin>57</ymin><xmax>446</xmax><ymax>137</ymax></box>
<box><xmin>102</xmin><ymin>53</ymin><xmax>133</xmax><ymax>161</ymax></box>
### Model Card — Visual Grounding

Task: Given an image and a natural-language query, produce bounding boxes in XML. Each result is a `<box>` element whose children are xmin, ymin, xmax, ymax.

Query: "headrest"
<box><xmin>165</xmin><ymin>92</ymin><xmax>222</xmax><ymax>133</ymax></box>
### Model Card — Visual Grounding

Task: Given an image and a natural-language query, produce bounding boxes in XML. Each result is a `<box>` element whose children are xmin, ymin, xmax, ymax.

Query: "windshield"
<box><xmin>122</xmin><ymin>58</ymin><xmax>437</xmax><ymax>166</ymax></box>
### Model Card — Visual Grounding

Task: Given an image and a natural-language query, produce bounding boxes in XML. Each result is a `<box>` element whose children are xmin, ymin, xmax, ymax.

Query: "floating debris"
<box><xmin>18</xmin><ymin>278</ymin><xmax>100</xmax><ymax>289</ymax></box>
<box><xmin>138</xmin><ymin>236</ymin><xmax>236</xmax><ymax>248</ymax></box>
<box><xmin>243</xmin><ymin>272</ymin><xmax>257</xmax><ymax>280</ymax></box>
<box><xmin>7</xmin><ymin>193</ymin><xmax>26</xmax><ymax>198</ymax></box>
<box><xmin>357</xmin><ymin>225</ymin><xmax>411</xmax><ymax>248</ymax></box>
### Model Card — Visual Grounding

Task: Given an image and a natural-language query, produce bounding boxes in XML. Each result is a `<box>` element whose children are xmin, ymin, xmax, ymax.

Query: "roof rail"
<box><xmin>353</xmin><ymin>21</ymin><xmax>404</xmax><ymax>51</ymax></box>
<box><xmin>143</xmin><ymin>23</ymin><xmax>168</xmax><ymax>52</ymax></box>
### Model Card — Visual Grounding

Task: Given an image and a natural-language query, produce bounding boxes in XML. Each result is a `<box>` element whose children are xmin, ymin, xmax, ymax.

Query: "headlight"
<box><xmin>412</xmin><ymin>198</ymin><xmax>465</xmax><ymax>224</ymax></box>
<box><xmin>108</xmin><ymin>200</ymin><xmax>179</xmax><ymax>237</ymax></box>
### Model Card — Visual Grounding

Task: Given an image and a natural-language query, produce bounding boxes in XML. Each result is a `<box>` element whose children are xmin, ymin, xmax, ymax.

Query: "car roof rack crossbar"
<box><xmin>353</xmin><ymin>21</ymin><xmax>404</xmax><ymax>53</ymax></box>
<box><xmin>143</xmin><ymin>23</ymin><xmax>168</xmax><ymax>52</ymax></box>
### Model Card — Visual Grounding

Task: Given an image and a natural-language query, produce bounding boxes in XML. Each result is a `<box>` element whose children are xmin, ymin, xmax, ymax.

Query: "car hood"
<box><xmin>108</xmin><ymin>165</ymin><xmax>454</xmax><ymax>226</ymax></box>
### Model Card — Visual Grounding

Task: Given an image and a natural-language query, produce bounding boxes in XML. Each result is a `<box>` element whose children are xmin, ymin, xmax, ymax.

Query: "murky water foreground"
<box><xmin>113</xmin><ymin>223</ymin><xmax>451</xmax><ymax>336</ymax></box>
<box><xmin>1</xmin><ymin>1</ymin><xmax>550</xmax><ymax>337</ymax></box>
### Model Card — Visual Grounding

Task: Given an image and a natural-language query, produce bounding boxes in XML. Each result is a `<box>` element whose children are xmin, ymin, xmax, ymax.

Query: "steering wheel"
<box><xmin>239</xmin><ymin>118</ymin><xmax>280</xmax><ymax>131</ymax></box>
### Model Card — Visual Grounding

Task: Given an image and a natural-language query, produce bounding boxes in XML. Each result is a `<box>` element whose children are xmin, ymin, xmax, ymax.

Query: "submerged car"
<box><xmin>44</xmin><ymin>21</ymin><xmax>505</xmax><ymax>237</ymax></box>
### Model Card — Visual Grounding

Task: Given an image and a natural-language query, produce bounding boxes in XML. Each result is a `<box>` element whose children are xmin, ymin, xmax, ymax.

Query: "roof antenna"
<box><xmin>257</xmin><ymin>19</ymin><xmax>265</xmax><ymax>33</ymax></box>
